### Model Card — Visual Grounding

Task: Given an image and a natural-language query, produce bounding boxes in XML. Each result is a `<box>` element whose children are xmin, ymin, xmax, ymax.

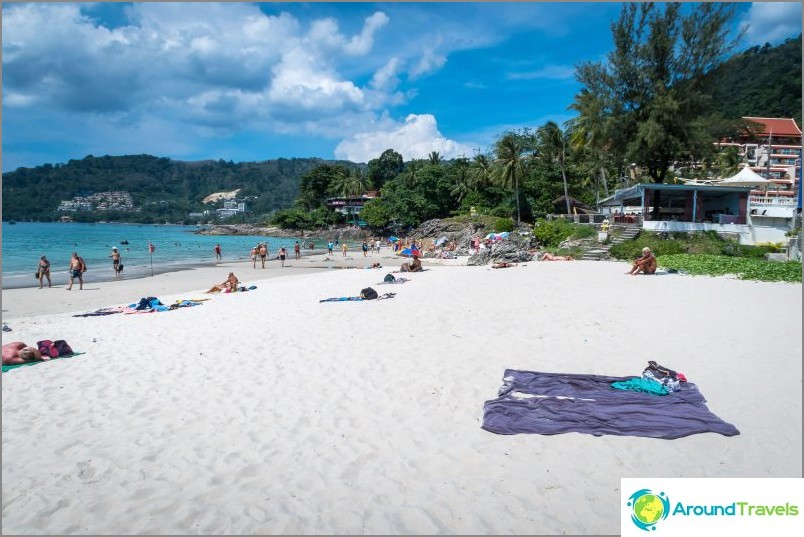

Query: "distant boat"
<box><xmin>8</xmin><ymin>221</ymin><xmax>16</xmax><ymax>225</ymax></box>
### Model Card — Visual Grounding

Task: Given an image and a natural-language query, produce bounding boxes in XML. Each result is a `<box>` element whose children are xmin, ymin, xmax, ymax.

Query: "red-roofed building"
<box><xmin>716</xmin><ymin>117</ymin><xmax>801</xmax><ymax>199</ymax></box>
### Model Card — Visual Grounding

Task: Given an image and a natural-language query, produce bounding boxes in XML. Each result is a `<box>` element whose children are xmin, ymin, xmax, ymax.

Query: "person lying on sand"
<box><xmin>206</xmin><ymin>272</ymin><xmax>240</xmax><ymax>293</ymax></box>
<box><xmin>400</xmin><ymin>256</ymin><xmax>422</xmax><ymax>272</ymax></box>
<box><xmin>626</xmin><ymin>247</ymin><xmax>657</xmax><ymax>275</ymax></box>
<box><xmin>2</xmin><ymin>342</ymin><xmax>46</xmax><ymax>365</ymax></box>
<box><xmin>541</xmin><ymin>252</ymin><xmax>574</xmax><ymax>261</ymax></box>
<box><xmin>365</xmin><ymin>262</ymin><xmax>382</xmax><ymax>269</ymax></box>
<box><xmin>492</xmin><ymin>262</ymin><xmax>517</xmax><ymax>269</ymax></box>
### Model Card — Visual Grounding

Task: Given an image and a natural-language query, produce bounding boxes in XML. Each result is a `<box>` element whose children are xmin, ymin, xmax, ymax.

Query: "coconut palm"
<box><xmin>470</xmin><ymin>154</ymin><xmax>493</xmax><ymax>188</ymax></box>
<box><xmin>428</xmin><ymin>151</ymin><xmax>442</xmax><ymax>165</ymax></box>
<box><xmin>538</xmin><ymin>121</ymin><xmax>571</xmax><ymax>214</ymax></box>
<box><xmin>449</xmin><ymin>158</ymin><xmax>472</xmax><ymax>203</ymax></box>
<box><xmin>492</xmin><ymin>133</ymin><xmax>528</xmax><ymax>224</ymax></box>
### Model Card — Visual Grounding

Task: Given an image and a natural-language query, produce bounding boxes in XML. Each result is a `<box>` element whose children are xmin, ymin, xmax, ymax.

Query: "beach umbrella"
<box><xmin>484</xmin><ymin>233</ymin><xmax>496</xmax><ymax>240</ymax></box>
<box><xmin>435</xmin><ymin>236</ymin><xmax>448</xmax><ymax>247</ymax></box>
<box><xmin>399</xmin><ymin>247</ymin><xmax>421</xmax><ymax>258</ymax></box>
<box><xmin>388</xmin><ymin>236</ymin><xmax>399</xmax><ymax>242</ymax></box>
<box><xmin>498</xmin><ymin>232</ymin><xmax>510</xmax><ymax>239</ymax></box>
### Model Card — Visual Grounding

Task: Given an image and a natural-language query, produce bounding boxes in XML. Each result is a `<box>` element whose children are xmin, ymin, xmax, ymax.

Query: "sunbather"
<box><xmin>541</xmin><ymin>252</ymin><xmax>574</xmax><ymax>261</ymax></box>
<box><xmin>492</xmin><ymin>262</ymin><xmax>517</xmax><ymax>269</ymax></box>
<box><xmin>627</xmin><ymin>247</ymin><xmax>657</xmax><ymax>275</ymax></box>
<box><xmin>400</xmin><ymin>256</ymin><xmax>422</xmax><ymax>272</ymax></box>
<box><xmin>2</xmin><ymin>342</ymin><xmax>46</xmax><ymax>365</ymax></box>
<box><xmin>206</xmin><ymin>272</ymin><xmax>240</xmax><ymax>293</ymax></box>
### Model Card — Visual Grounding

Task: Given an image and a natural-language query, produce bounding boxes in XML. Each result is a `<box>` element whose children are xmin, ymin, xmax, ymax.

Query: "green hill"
<box><xmin>2</xmin><ymin>154</ymin><xmax>358</xmax><ymax>223</ymax></box>
<box><xmin>704</xmin><ymin>35</ymin><xmax>802</xmax><ymax>124</ymax></box>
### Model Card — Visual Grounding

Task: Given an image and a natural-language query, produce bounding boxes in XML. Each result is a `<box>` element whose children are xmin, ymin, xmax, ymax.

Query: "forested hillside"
<box><xmin>704</xmin><ymin>35</ymin><xmax>802</xmax><ymax>124</ymax></box>
<box><xmin>2</xmin><ymin>155</ymin><xmax>358</xmax><ymax>223</ymax></box>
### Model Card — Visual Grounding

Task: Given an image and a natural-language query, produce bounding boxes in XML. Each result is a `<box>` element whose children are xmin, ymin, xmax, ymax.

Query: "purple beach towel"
<box><xmin>481</xmin><ymin>369</ymin><xmax>740</xmax><ymax>439</ymax></box>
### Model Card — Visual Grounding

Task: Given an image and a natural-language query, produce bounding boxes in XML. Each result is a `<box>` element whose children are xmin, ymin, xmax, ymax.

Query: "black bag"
<box><xmin>117</xmin><ymin>264</ymin><xmax>124</xmax><ymax>273</ymax></box>
<box><xmin>35</xmin><ymin>271</ymin><xmax>40</xmax><ymax>279</ymax></box>
<box><xmin>383</xmin><ymin>273</ymin><xmax>396</xmax><ymax>282</ymax></box>
<box><xmin>360</xmin><ymin>287</ymin><xmax>379</xmax><ymax>300</ymax></box>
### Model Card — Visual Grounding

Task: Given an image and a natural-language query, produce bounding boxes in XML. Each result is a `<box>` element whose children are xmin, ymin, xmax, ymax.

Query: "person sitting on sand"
<box><xmin>2</xmin><ymin>342</ymin><xmax>46</xmax><ymax>365</ymax></box>
<box><xmin>206</xmin><ymin>272</ymin><xmax>240</xmax><ymax>293</ymax></box>
<box><xmin>400</xmin><ymin>256</ymin><xmax>422</xmax><ymax>273</ymax></box>
<box><xmin>365</xmin><ymin>262</ymin><xmax>382</xmax><ymax>269</ymax></box>
<box><xmin>627</xmin><ymin>247</ymin><xmax>657</xmax><ymax>275</ymax></box>
<box><xmin>541</xmin><ymin>252</ymin><xmax>574</xmax><ymax>261</ymax></box>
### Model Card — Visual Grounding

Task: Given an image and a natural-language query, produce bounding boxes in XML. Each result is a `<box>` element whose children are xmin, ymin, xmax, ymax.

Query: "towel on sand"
<box><xmin>481</xmin><ymin>369</ymin><xmax>740</xmax><ymax>439</ymax></box>
<box><xmin>2</xmin><ymin>352</ymin><xmax>85</xmax><ymax>373</ymax></box>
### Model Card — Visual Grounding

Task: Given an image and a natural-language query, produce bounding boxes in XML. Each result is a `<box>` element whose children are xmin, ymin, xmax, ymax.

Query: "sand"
<box><xmin>1</xmin><ymin>254</ymin><xmax>801</xmax><ymax>534</ymax></box>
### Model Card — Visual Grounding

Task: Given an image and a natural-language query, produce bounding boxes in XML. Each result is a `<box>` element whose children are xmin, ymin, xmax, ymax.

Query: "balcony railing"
<box><xmin>749</xmin><ymin>196</ymin><xmax>798</xmax><ymax>207</ymax></box>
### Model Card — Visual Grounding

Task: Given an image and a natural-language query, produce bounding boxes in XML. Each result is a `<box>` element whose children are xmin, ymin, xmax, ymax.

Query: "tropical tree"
<box><xmin>537</xmin><ymin>121</ymin><xmax>572</xmax><ymax>214</ymax></box>
<box><xmin>367</xmin><ymin>149</ymin><xmax>404</xmax><ymax>189</ymax></box>
<box><xmin>492</xmin><ymin>132</ymin><xmax>529</xmax><ymax>224</ymax></box>
<box><xmin>428</xmin><ymin>151</ymin><xmax>442</xmax><ymax>165</ymax></box>
<box><xmin>471</xmin><ymin>154</ymin><xmax>494</xmax><ymax>188</ymax></box>
<box><xmin>573</xmin><ymin>2</ymin><xmax>741</xmax><ymax>218</ymax></box>
<box><xmin>449</xmin><ymin>158</ymin><xmax>472</xmax><ymax>203</ymax></box>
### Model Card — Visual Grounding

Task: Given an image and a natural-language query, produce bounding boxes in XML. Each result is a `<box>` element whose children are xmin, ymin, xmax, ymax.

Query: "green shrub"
<box><xmin>494</xmin><ymin>217</ymin><xmax>514</xmax><ymax>233</ymax></box>
<box><xmin>570</xmin><ymin>224</ymin><xmax>596</xmax><ymax>240</ymax></box>
<box><xmin>490</xmin><ymin>205</ymin><xmax>512</xmax><ymax>218</ymax></box>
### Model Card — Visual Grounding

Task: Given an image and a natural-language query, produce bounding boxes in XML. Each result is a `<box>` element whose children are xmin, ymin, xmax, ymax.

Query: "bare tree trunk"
<box><xmin>600</xmin><ymin>167</ymin><xmax>610</xmax><ymax>196</ymax></box>
<box><xmin>561</xmin><ymin>166</ymin><xmax>570</xmax><ymax>214</ymax></box>
<box><xmin>515</xmin><ymin>176</ymin><xmax>521</xmax><ymax>224</ymax></box>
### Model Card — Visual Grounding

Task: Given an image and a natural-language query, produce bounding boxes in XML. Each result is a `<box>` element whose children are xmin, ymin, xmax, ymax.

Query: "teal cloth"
<box><xmin>2</xmin><ymin>352</ymin><xmax>85</xmax><ymax>373</ymax></box>
<box><xmin>611</xmin><ymin>377</ymin><xmax>670</xmax><ymax>396</ymax></box>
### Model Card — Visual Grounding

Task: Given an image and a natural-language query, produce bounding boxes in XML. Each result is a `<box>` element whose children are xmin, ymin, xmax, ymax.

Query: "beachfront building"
<box><xmin>600</xmin><ymin>182</ymin><xmax>796</xmax><ymax>245</ymax></box>
<box><xmin>57</xmin><ymin>191</ymin><xmax>137</xmax><ymax>212</ymax></box>
<box><xmin>325</xmin><ymin>190</ymin><xmax>379</xmax><ymax>220</ymax></box>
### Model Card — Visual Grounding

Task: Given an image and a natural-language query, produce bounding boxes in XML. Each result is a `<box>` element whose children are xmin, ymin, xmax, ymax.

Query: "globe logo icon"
<box><xmin>627</xmin><ymin>489</ymin><xmax>670</xmax><ymax>531</ymax></box>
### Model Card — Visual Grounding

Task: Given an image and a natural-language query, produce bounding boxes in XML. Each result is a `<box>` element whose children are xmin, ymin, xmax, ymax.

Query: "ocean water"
<box><xmin>1</xmin><ymin>222</ymin><xmax>321</xmax><ymax>289</ymax></box>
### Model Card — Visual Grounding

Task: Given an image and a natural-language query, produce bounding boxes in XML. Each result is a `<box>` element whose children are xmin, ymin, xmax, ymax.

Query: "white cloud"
<box><xmin>334</xmin><ymin>114</ymin><xmax>473</xmax><ymax>163</ymax></box>
<box><xmin>741</xmin><ymin>2</ymin><xmax>802</xmax><ymax>45</ymax></box>
<box><xmin>507</xmin><ymin>65</ymin><xmax>575</xmax><ymax>81</ymax></box>
<box><xmin>409</xmin><ymin>45</ymin><xmax>446</xmax><ymax>78</ymax></box>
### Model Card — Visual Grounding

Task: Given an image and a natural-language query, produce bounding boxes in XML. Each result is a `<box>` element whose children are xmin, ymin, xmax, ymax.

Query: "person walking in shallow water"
<box><xmin>294</xmin><ymin>241</ymin><xmax>301</xmax><ymax>260</ymax></box>
<box><xmin>109</xmin><ymin>247</ymin><xmax>122</xmax><ymax>280</ymax></box>
<box><xmin>279</xmin><ymin>246</ymin><xmax>287</xmax><ymax>267</ymax></box>
<box><xmin>258</xmin><ymin>243</ymin><xmax>268</xmax><ymax>268</ymax></box>
<box><xmin>214</xmin><ymin>243</ymin><xmax>222</xmax><ymax>260</ymax></box>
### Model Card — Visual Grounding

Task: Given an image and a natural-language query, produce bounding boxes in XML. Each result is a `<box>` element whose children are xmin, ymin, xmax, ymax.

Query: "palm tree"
<box><xmin>470</xmin><ymin>154</ymin><xmax>493</xmax><ymax>188</ymax></box>
<box><xmin>493</xmin><ymin>133</ymin><xmax>528</xmax><ymax>224</ymax></box>
<box><xmin>346</xmin><ymin>169</ymin><xmax>368</xmax><ymax>226</ymax></box>
<box><xmin>538</xmin><ymin>121</ymin><xmax>571</xmax><ymax>214</ymax></box>
<box><xmin>568</xmin><ymin>91</ymin><xmax>613</xmax><ymax>200</ymax></box>
<box><xmin>428</xmin><ymin>151</ymin><xmax>442</xmax><ymax>165</ymax></box>
<box><xmin>449</xmin><ymin>158</ymin><xmax>471</xmax><ymax>203</ymax></box>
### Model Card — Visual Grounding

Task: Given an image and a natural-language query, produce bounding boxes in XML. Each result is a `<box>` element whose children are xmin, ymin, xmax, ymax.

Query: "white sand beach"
<box><xmin>2</xmin><ymin>256</ymin><xmax>801</xmax><ymax>534</ymax></box>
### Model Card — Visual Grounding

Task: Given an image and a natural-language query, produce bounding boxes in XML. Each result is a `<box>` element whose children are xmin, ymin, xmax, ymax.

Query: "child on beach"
<box><xmin>342</xmin><ymin>243</ymin><xmax>348</xmax><ymax>257</ymax></box>
<box><xmin>279</xmin><ymin>247</ymin><xmax>287</xmax><ymax>267</ymax></box>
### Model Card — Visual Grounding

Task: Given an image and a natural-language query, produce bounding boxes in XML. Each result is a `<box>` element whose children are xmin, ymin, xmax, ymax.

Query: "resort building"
<box><xmin>325</xmin><ymin>190</ymin><xmax>379</xmax><ymax>219</ymax></box>
<box><xmin>215</xmin><ymin>200</ymin><xmax>247</xmax><ymax>219</ymax></box>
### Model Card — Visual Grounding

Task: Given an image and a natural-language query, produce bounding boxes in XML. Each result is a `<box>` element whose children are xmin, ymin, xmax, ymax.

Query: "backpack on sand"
<box><xmin>360</xmin><ymin>287</ymin><xmax>379</xmax><ymax>300</ymax></box>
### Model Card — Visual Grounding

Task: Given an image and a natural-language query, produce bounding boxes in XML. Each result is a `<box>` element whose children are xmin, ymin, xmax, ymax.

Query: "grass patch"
<box><xmin>658</xmin><ymin>254</ymin><xmax>802</xmax><ymax>282</ymax></box>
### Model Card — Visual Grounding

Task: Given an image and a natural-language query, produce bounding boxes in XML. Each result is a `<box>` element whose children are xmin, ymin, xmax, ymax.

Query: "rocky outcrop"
<box><xmin>467</xmin><ymin>234</ymin><xmax>535</xmax><ymax>265</ymax></box>
<box><xmin>194</xmin><ymin>224</ymin><xmax>373</xmax><ymax>241</ymax></box>
<box><xmin>408</xmin><ymin>219</ymin><xmax>489</xmax><ymax>249</ymax></box>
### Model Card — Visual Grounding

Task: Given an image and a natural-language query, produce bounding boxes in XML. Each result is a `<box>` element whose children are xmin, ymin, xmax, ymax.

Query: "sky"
<box><xmin>1</xmin><ymin>2</ymin><xmax>801</xmax><ymax>172</ymax></box>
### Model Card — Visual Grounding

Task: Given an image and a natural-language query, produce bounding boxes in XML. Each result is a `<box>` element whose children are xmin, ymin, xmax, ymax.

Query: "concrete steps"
<box><xmin>581</xmin><ymin>224</ymin><xmax>641</xmax><ymax>261</ymax></box>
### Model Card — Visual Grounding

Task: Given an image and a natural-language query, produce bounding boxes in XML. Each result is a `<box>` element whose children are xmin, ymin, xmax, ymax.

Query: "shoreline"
<box><xmin>1</xmin><ymin>249</ymin><xmax>463</xmax><ymax>318</ymax></box>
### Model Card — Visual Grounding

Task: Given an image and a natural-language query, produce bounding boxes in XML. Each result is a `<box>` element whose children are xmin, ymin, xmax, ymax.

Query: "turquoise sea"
<box><xmin>1</xmin><ymin>222</ymin><xmax>318</xmax><ymax>289</ymax></box>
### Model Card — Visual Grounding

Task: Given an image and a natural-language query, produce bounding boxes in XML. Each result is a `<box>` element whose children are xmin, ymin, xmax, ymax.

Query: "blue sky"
<box><xmin>2</xmin><ymin>2</ymin><xmax>801</xmax><ymax>172</ymax></box>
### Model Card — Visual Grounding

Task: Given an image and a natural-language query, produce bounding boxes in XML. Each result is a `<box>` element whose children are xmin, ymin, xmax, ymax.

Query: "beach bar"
<box><xmin>599</xmin><ymin>183</ymin><xmax>794</xmax><ymax>245</ymax></box>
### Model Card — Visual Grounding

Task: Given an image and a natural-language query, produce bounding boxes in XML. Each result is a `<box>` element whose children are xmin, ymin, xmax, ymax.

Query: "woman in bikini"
<box><xmin>37</xmin><ymin>255</ymin><xmax>52</xmax><ymax>288</ymax></box>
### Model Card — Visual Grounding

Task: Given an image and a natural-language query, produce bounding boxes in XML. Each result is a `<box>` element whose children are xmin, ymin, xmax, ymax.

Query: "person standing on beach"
<box><xmin>362</xmin><ymin>241</ymin><xmax>369</xmax><ymax>257</ymax></box>
<box><xmin>342</xmin><ymin>242</ymin><xmax>348</xmax><ymax>257</ymax></box>
<box><xmin>327</xmin><ymin>241</ymin><xmax>334</xmax><ymax>256</ymax></box>
<box><xmin>250</xmin><ymin>245</ymin><xmax>258</xmax><ymax>268</ymax></box>
<box><xmin>258</xmin><ymin>243</ymin><xmax>268</xmax><ymax>268</ymax></box>
<box><xmin>279</xmin><ymin>246</ymin><xmax>287</xmax><ymax>267</ymax></box>
<box><xmin>294</xmin><ymin>241</ymin><xmax>301</xmax><ymax>260</ymax></box>
<box><xmin>67</xmin><ymin>252</ymin><xmax>86</xmax><ymax>290</ymax></box>
<box><xmin>109</xmin><ymin>247</ymin><xmax>122</xmax><ymax>280</ymax></box>
<box><xmin>214</xmin><ymin>243</ymin><xmax>222</xmax><ymax>260</ymax></box>
<box><xmin>37</xmin><ymin>255</ymin><xmax>52</xmax><ymax>288</ymax></box>
<box><xmin>375</xmin><ymin>239</ymin><xmax>381</xmax><ymax>253</ymax></box>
